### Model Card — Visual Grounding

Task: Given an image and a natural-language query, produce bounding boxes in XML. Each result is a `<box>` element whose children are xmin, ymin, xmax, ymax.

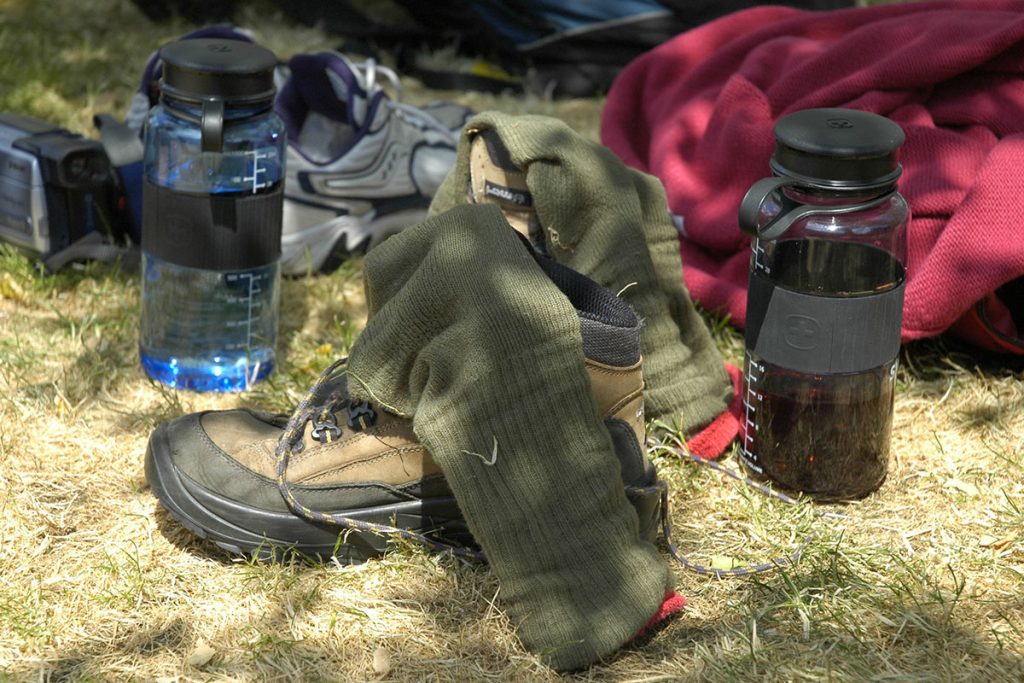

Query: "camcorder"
<box><xmin>0</xmin><ymin>112</ymin><xmax>134</xmax><ymax>270</ymax></box>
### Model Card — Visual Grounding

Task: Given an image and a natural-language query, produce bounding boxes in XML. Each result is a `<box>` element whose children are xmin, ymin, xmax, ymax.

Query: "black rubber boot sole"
<box><xmin>145</xmin><ymin>435</ymin><xmax>474</xmax><ymax>563</ymax></box>
<box><xmin>145</xmin><ymin>428</ymin><xmax>663</xmax><ymax>562</ymax></box>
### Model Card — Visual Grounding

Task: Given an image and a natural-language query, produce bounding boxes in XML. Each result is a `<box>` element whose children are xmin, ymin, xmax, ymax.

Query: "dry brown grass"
<box><xmin>2</xmin><ymin>1</ymin><xmax>1024</xmax><ymax>681</ymax></box>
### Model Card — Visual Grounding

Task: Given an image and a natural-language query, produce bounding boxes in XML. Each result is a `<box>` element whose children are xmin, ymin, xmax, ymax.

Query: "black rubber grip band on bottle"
<box><xmin>142</xmin><ymin>179</ymin><xmax>282</xmax><ymax>270</ymax></box>
<box><xmin>745</xmin><ymin>273</ymin><xmax>905</xmax><ymax>374</ymax></box>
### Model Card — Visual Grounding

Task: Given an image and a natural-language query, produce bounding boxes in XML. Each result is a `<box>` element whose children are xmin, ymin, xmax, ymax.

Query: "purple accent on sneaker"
<box><xmin>286</xmin><ymin>53</ymin><xmax>360</xmax><ymax>127</ymax></box>
<box><xmin>321</xmin><ymin>55</ymin><xmax>366</xmax><ymax>123</ymax></box>
<box><xmin>274</xmin><ymin>52</ymin><xmax>391</xmax><ymax>166</ymax></box>
<box><xmin>137</xmin><ymin>26</ymin><xmax>255</xmax><ymax>105</ymax></box>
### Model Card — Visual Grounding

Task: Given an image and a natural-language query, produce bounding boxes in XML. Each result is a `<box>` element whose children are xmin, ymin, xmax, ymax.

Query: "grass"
<box><xmin>2</xmin><ymin>0</ymin><xmax>1024</xmax><ymax>680</ymax></box>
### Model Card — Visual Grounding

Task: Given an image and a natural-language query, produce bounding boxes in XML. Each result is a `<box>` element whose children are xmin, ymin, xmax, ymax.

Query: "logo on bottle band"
<box><xmin>784</xmin><ymin>314</ymin><xmax>821</xmax><ymax>350</ymax></box>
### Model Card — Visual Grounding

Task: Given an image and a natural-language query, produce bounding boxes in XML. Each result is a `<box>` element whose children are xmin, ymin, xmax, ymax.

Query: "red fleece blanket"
<box><xmin>602</xmin><ymin>0</ymin><xmax>1024</xmax><ymax>352</ymax></box>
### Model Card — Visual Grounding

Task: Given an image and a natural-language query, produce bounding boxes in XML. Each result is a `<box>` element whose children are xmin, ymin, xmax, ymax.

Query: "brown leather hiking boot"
<box><xmin>145</xmin><ymin>252</ymin><xmax>663</xmax><ymax>562</ymax></box>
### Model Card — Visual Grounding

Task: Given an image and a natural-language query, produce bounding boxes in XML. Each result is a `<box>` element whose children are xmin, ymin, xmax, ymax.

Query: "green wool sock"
<box><xmin>430</xmin><ymin>112</ymin><xmax>732</xmax><ymax>434</ymax></box>
<box><xmin>346</xmin><ymin>203</ymin><xmax>672</xmax><ymax>671</ymax></box>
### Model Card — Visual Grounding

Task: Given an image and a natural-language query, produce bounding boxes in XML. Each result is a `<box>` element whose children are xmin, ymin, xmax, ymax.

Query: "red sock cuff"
<box><xmin>685</xmin><ymin>363</ymin><xmax>742</xmax><ymax>459</ymax></box>
<box><xmin>633</xmin><ymin>590</ymin><xmax>687</xmax><ymax>641</ymax></box>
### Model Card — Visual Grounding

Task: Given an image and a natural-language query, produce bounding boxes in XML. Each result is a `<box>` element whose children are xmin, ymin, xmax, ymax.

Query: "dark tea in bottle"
<box><xmin>742</xmin><ymin>353</ymin><xmax>896</xmax><ymax>500</ymax></box>
<box><xmin>737</xmin><ymin>108</ymin><xmax>909</xmax><ymax>500</ymax></box>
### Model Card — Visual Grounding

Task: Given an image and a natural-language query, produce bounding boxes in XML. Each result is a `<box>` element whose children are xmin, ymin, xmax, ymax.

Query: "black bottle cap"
<box><xmin>771</xmin><ymin>108</ymin><xmax>906</xmax><ymax>189</ymax></box>
<box><xmin>159</xmin><ymin>39</ymin><xmax>277</xmax><ymax>107</ymax></box>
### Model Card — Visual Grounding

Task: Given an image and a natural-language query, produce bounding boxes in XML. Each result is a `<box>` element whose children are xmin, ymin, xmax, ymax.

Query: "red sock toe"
<box><xmin>633</xmin><ymin>590</ymin><xmax>687</xmax><ymax>640</ymax></box>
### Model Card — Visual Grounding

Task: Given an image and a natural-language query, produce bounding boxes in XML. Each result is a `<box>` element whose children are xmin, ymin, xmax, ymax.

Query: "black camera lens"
<box><xmin>62</xmin><ymin>150</ymin><xmax>109</xmax><ymax>186</ymax></box>
<box><xmin>67</xmin><ymin>154</ymin><xmax>87</xmax><ymax>179</ymax></box>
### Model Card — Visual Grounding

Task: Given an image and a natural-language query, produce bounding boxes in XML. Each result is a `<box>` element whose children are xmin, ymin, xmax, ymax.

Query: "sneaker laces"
<box><xmin>355</xmin><ymin>56</ymin><xmax>403</xmax><ymax>101</ymax></box>
<box><xmin>273</xmin><ymin>357</ymin><xmax>486</xmax><ymax>561</ymax></box>
<box><xmin>347</xmin><ymin>55</ymin><xmax>459</xmax><ymax>146</ymax></box>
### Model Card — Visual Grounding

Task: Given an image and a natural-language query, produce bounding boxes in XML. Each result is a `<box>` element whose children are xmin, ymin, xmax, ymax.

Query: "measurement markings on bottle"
<box><xmin>243</xmin><ymin>150</ymin><xmax>271</xmax><ymax>193</ymax></box>
<box><xmin>223</xmin><ymin>271</ymin><xmax>258</xmax><ymax>351</ymax></box>
<box><xmin>740</xmin><ymin>354</ymin><xmax>765</xmax><ymax>470</ymax></box>
<box><xmin>752</xmin><ymin>238</ymin><xmax>771</xmax><ymax>275</ymax></box>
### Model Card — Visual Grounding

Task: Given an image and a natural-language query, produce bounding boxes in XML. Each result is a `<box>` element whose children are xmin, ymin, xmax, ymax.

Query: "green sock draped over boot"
<box><xmin>346</xmin><ymin>203</ymin><xmax>672</xmax><ymax>671</ymax></box>
<box><xmin>430</xmin><ymin>112</ymin><xmax>732</xmax><ymax>434</ymax></box>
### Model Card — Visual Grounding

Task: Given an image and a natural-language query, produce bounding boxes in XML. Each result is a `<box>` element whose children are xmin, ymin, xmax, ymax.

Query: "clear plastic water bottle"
<box><xmin>737</xmin><ymin>108</ymin><xmax>909</xmax><ymax>500</ymax></box>
<box><xmin>139</xmin><ymin>38</ymin><xmax>285</xmax><ymax>392</ymax></box>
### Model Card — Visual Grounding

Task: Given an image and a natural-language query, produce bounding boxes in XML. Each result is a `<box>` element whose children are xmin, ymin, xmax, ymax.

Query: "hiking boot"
<box><xmin>275</xmin><ymin>52</ymin><xmax>473</xmax><ymax>274</ymax></box>
<box><xmin>466</xmin><ymin>128</ymin><xmax>545</xmax><ymax>250</ymax></box>
<box><xmin>433</xmin><ymin>114</ymin><xmax>735</xmax><ymax>435</ymax></box>
<box><xmin>145</xmin><ymin>254</ymin><xmax>663</xmax><ymax>562</ymax></box>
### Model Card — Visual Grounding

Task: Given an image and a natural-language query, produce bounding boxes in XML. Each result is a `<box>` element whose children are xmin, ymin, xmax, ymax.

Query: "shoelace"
<box><xmin>345</xmin><ymin>55</ymin><xmax>459</xmax><ymax>146</ymax></box>
<box><xmin>274</xmin><ymin>358</ymin><xmax>486</xmax><ymax>562</ymax></box>
<box><xmin>646</xmin><ymin>438</ymin><xmax>849</xmax><ymax>578</ymax></box>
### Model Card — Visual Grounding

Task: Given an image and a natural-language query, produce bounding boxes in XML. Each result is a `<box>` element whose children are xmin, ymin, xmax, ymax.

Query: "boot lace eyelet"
<box><xmin>310</xmin><ymin>412</ymin><xmax>342</xmax><ymax>444</ymax></box>
<box><xmin>347</xmin><ymin>401</ymin><xmax>377</xmax><ymax>431</ymax></box>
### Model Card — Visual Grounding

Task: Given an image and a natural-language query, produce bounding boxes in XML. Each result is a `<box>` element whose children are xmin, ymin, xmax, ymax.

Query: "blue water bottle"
<box><xmin>139</xmin><ymin>38</ymin><xmax>285</xmax><ymax>392</ymax></box>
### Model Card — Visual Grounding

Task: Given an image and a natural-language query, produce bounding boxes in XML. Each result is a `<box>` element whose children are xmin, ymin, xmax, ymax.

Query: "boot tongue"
<box><xmin>468</xmin><ymin>130</ymin><xmax>546</xmax><ymax>253</ymax></box>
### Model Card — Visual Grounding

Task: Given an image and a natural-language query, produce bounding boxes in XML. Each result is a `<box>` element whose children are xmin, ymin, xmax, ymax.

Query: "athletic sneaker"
<box><xmin>144</xmin><ymin>253</ymin><xmax>663</xmax><ymax>561</ymax></box>
<box><xmin>275</xmin><ymin>52</ymin><xmax>473</xmax><ymax>274</ymax></box>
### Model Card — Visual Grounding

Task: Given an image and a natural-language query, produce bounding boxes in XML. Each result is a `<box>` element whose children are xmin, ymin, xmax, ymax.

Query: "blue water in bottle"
<box><xmin>138</xmin><ymin>38</ymin><xmax>286</xmax><ymax>392</ymax></box>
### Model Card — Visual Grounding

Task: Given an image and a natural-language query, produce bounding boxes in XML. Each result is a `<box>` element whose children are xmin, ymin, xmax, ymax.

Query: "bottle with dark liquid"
<box><xmin>738</xmin><ymin>108</ymin><xmax>909</xmax><ymax>500</ymax></box>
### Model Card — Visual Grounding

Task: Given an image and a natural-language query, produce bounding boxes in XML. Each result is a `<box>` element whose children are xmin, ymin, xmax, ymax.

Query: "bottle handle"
<box><xmin>739</xmin><ymin>176</ymin><xmax>897</xmax><ymax>241</ymax></box>
<box><xmin>200</xmin><ymin>99</ymin><xmax>225</xmax><ymax>153</ymax></box>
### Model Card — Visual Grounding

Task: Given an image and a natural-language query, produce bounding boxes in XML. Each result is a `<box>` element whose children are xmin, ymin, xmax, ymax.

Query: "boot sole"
<box><xmin>145</xmin><ymin>430</ymin><xmax>474</xmax><ymax>563</ymax></box>
<box><xmin>145</xmin><ymin>426</ymin><xmax>663</xmax><ymax>562</ymax></box>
